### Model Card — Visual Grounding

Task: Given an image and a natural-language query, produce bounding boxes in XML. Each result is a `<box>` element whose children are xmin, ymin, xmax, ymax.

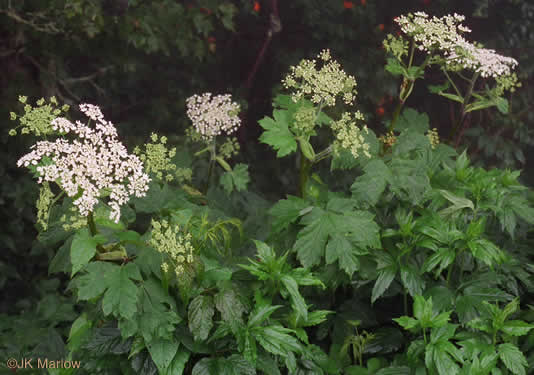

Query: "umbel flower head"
<box><xmin>283</xmin><ymin>49</ymin><xmax>357</xmax><ymax>107</ymax></box>
<box><xmin>186</xmin><ymin>93</ymin><xmax>241</xmax><ymax>141</ymax></box>
<box><xmin>331</xmin><ymin>111</ymin><xmax>371</xmax><ymax>159</ymax></box>
<box><xmin>394</xmin><ymin>12</ymin><xmax>518</xmax><ymax>79</ymax></box>
<box><xmin>17</xmin><ymin>104</ymin><xmax>150</xmax><ymax>223</ymax></box>
<box><xmin>150</xmin><ymin>219</ymin><xmax>195</xmax><ymax>277</ymax></box>
<box><xmin>134</xmin><ymin>133</ymin><xmax>177</xmax><ymax>182</ymax></box>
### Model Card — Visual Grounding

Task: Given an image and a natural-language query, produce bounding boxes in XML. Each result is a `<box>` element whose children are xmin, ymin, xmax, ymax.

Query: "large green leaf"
<box><xmin>76</xmin><ymin>261</ymin><xmax>117</xmax><ymax>300</ymax></box>
<box><xmin>71</xmin><ymin>228</ymin><xmax>106</xmax><ymax>276</ymax></box>
<box><xmin>430</xmin><ymin>344</ymin><xmax>460</xmax><ymax>375</ymax></box>
<box><xmin>188</xmin><ymin>295</ymin><xmax>215</xmax><ymax>341</ymax></box>
<box><xmin>371</xmin><ymin>266</ymin><xmax>396</xmax><ymax>303</ymax></box>
<box><xmin>147</xmin><ymin>338</ymin><xmax>179</xmax><ymax>374</ymax></box>
<box><xmin>325</xmin><ymin>235</ymin><xmax>359</xmax><ymax>277</ymax></box>
<box><xmin>101</xmin><ymin>262</ymin><xmax>142</xmax><ymax>319</ymax></box>
<box><xmin>422</xmin><ymin>247</ymin><xmax>455</xmax><ymax>277</ymax></box>
<box><xmin>252</xmin><ymin>324</ymin><xmax>301</xmax><ymax>357</ymax></box>
<box><xmin>220</xmin><ymin>163</ymin><xmax>250</xmax><ymax>193</ymax></box>
<box><xmin>393</xmin><ymin>130</ymin><xmax>431</xmax><ymax>156</ymax></box>
<box><xmin>259</xmin><ymin>110</ymin><xmax>297</xmax><ymax>157</ymax></box>
<box><xmin>395</xmin><ymin>108</ymin><xmax>430</xmax><ymax>133</ymax></box>
<box><xmin>351</xmin><ymin>159</ymin><xmax>391</xmax><ymax>206</ymax></box>
<box><xmin>84</xmin><ymin>326</ymin><xmax>130</xmax><ymax>355</ymax></box>
<box><xmin>501</xmin><ymin>320</ymin><xmax>533</xmax><ymax>337</ymax></box>
<box><xmin>400</xmin><ymin>265</ymin><xmax>425</xmax><ymax>297</ymax></box>
<box><xmin>467</xmin><ymin>239</ymin><xmax>505</xmax><ymax>266</ymax></box>
<box><xmin>67</xmin><ymin>313</ymin><xmax>93</xmax><ymax>352</ymax></box>
<box><xmin>498</xmin><ymin>343</ymin><xmax>527</xmax><ymax>375</ymax></box>
<box><xmin>268</xmin><ymin>195</ymin><xmax>310</xmax><ymax>233</ymax></box>
<box><xmin>342</xmin><ymin>211</ymin><xmax>381</xmax><ymax>249</ymax></box>
<box><xmin>281</xmin><ymin>275</ymin><xmax>307</xmax><ymax>320</ymax></box>
<box><xmin>215</xmin><ymin>288</ymin><xmax>246</xmax><ymax>328</ymax></box>
<box><xmin>76</xmin><ymin>261</ymin><xmax>141</xmax><ymax>320</ymax></box>
<box><xmin>293</xmin><ymin>205</ymin><xmax>380</xmax><ymax>269</ymax></box>
<box><xmin>385</xmin><ymin>58</ymin><xmax>405</xmax><ymax>76</ymax></box>
<box><xmin>293</xmin><ymin>208</ymin><xmax>335</xmax><ymax>268</ymax></box>
<box><xmin>393</xmin><ymin>316</ymin><xmax>419</xmax><ymax>330</ymax></box>
<box><xmin>438</xmin><ymin>189</ymin><xmax>474</xmax><ymax>217</ymax></box>
<box><xmin>136</xmin><ymin>278</ymin><xmax>181</xmax><ymax>343</ymax></box>
<box><xmin>49</xmin><ymin>236</ymin><xmax>73</xmax><ymax>274</ymax></box>
<box><xmin>430</xmin><ymin>324</ymin><xmax>457</xmax><ymax>344</ymax></box>
<box><xmin>248</xmin><ymin>305</ymin><xmax>282</xmax><ymax>327</ymax></box>
<box><xmin>162</xmin><ymin>351</ymin><xmax>190</xmax><ymax>375</ymax></box>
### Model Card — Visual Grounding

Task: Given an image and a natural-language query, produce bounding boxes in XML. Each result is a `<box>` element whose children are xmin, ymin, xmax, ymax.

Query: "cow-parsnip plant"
<box><xmin>7</xmin><ymin>10</ymin><xmax>534</xmax><ymax>375</ymax></box>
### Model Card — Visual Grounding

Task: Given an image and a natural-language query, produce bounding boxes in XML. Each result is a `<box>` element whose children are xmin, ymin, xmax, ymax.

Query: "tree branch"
<box><xmin>245</xmin><ymin>0</ymin><xmax>281</xmax><ymax>89</ymax></box>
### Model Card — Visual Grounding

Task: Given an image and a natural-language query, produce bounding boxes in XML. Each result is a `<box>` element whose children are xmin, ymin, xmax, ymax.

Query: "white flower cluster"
<box><xmin>17</xmin><ymin>104</ymin><xmax>150</xmax><ymax>223</ymax></box>
<box><xmin>331</xmin><ymin>111</ymin><xmax>371</xmax><ymax>159</ymax></box>
<box><xmin>395</xmin><ymin>12</ymin><xmax>518</xmax><ymax>78</ymax></box>
<box><xmin>283</xmin><ymin>49</ymin><xmax>357</xmax><ymax>106</ymax></box>
<box><xmin>186</xmin><ymin>93</ymin><xmax>241</xmax><ymax>141</ymax></box>
<box><xmin>447</xmin><ymin>40</ymin><xmax>518</xmax><ymax>78</ymax></box>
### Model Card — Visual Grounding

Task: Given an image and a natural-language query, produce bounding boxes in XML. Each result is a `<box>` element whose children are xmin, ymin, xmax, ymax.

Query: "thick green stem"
<box><xmin>95</xmin><ymin>250</ymin><xmax>127</xmax><ymax>261</ymax></box>
<box><xmin>389</xmin><ymin>99</ymin><xmax>406</xmax><ymax>132</ymax></box>
<box><xmin>87</xmin><ymin>212</ymin><xmax>97</xmax><ymax>236</ymax></box>
<box><xmin>297</xmin><ymin>100</ymin><xmax>325</xmax><ymax>197</ymax></box>
<box><xmin>299</xmin><ymin>154</ymin><xmax>312</xmax><ymax>198</ymax></box>
<box><xmin>313</xmin><ymin>145</ymin><xmax>333</xmax><ymax>163</ymax></box>
<box><xmin>407</xmin><ymin>40</ymin><xmax>416</xmax><ymax>68</ymax></box>
<box><xmin>87</xmin><ymin>211</ymin><xmax>107</xmax><ymax>253</ymax></box>
<box><xmin>204</xmin><ymin>139</ymin><xmax>217</xmax><ymax>194</ymax></box>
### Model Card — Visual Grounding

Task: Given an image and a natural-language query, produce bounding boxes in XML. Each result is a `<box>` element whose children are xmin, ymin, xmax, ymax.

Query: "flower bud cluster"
<box><xmin>426</xmin><ymin>128</ymin><xmax>440</xmax><ymax>149</ymax></box>
<box><xmin>150</xmin><ymin>219</ymin><xmax>195</xmax><ymax>277</ymax></box>
<box><xmin>186</xmin><ymin>93</ymin><xmax>241</xmax><ymax>141</ymax></box>
<box><xmin>9</xmin><ymin>96</ymin><xmax>69</xmax><ymax>137</ymax></box>
<box><xmin>176</xmin><ymin>168</ymin><xmax>193</xmax><ymax>184</ymax></box>
<box><xmin>17</xmin><ymin>104</ymin><xmax>150</xmax><ymax>223</ymax></box>
<box><xmin>394</xmin><ymin>12</ymin><xmax>518</xmax><ymax>79</ymax></box>
<box><xmin>383</xmin><ymin>34</ymin><xmax>409</xmax><ymax>60</ymax></box>
<box><xmin>36</xmin><ymin>182</ymin><xmax>54</xmax><ymax>231</ymax></box>
<box><xmin>60</xmin><ymin>208</ymin><xmax>87</xmax><ymax>232</ymax></box>
<box><xmin>331</xmin><ymin>111</ymin><xmax>371</xmax><ymax>159</ymax></box>
<box><xmin>379</xmin><ymin>131</ymin><xmax>397</xmax><ymax>148</ymax></box>
<box><xmin>283</xmin><ymin>49</ymin><xmax>357</xmax><ymax>107</ymax></box>
<box><xmin>218</xmin><ymin>137</ymin><xmax>240</xmax><ymax>159</ymax></box>
<box><xmin>292</xmin><ymin>106</ymin><xmax>316</xmax><ymax>136</ymax></box>
<box><xmin>135</xmin><ymin>133</ymin><xmax>177</xmax><ymax>182</ymax></box>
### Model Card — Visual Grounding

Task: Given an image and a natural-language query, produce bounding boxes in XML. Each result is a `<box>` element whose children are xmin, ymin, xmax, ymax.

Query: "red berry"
<box><xmin>343</xmin><ymin>1</ymin><xmax>354</xmax><ymax>9</ymax></box>
<box><xmin>378</xmin><ymin>23</ymin><xmax>385</xmax><ymax>31</ymax></box>
<box><xmin>376</xmin><ymin>107</ymin><xmax>385</xmax><ymax>117</ymax></box>
<box><xmin>253</xmin><ymin>1</ymin><xmax>260</xmax><ymax>12</ymax></box>
<box><xmin>360</xmin><ymin>0</ymin><xmax>366</xmax><ymax>5</ymax></box>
